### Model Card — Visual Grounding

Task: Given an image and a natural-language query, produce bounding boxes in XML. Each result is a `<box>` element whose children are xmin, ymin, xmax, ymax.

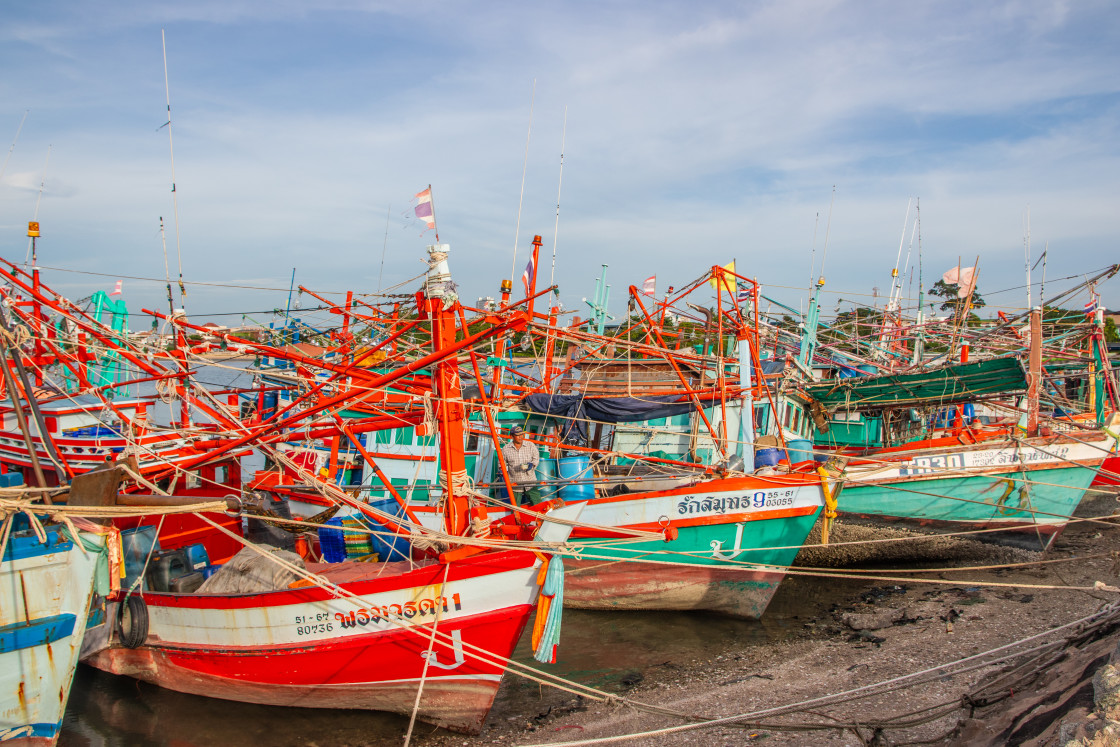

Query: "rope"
<box><xmin>402</xmin><ymin>562</ymin><xmax>451</xmax><ymax>747</ymax></box>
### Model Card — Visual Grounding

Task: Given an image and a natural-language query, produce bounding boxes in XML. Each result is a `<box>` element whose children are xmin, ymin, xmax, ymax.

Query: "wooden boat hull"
<box><xmin>564</xmin><ymin>557</ymin><xmax>791</xmax><ymax>618</ymax></box>
<box><xmin>1</xmin><ymin>524</ymin><xmax>102</xmax><ymax>747</ymax></box>
<box><xmin>840</xmin><ymin>433</ymin><xmax>1114</xmax><ymax>550</ymax></box>
<box><xmin>83</xmin><ymin>552</ymin><xmax>540</xmax><ymax>734</ymax></box>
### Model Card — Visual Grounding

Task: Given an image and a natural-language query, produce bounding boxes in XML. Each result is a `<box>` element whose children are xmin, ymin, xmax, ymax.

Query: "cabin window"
<box><xmin>394</xmin><ymin>428</ymin><xmax>414</xmax><ymax>446</ymax></box>
<box><xmin>783</xmin><ymin>407</ymin><xmax>792</xmax><ymax>429</ymax></box>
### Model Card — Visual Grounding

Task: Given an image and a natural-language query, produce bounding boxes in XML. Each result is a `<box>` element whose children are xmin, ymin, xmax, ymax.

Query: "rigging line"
<box><xmin>23</xmin><ymin>144</ymin><xmax>51</xmax><ymax>267</ymax></box>
<box><xmin>550</xmin><ymin>105</ymin><xmax>567</xmax><ymax>296</ymax></box>
<box><xmin>26</xmin><ymin>263</ymin><xmax>428</xmax><ymax>295</ymax></box>
<box><xmin>0</xmin><ymin>109</ymin><xmax>29</xmax><ymax>183</ymax></box>
<box><xmin>161</xmin><ymin>29</ymin><xmax>186</xmax><ymax>305</ymax></box>
<box><xmin>509</xmin><ymin>78</ymin><xmax>536</xmax><ymax>282</ymax></box>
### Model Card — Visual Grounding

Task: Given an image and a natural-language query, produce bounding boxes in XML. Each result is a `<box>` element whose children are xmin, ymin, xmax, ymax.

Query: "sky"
<box><xmin>1</xmin><ymin>0</ymin><xmax>1118</xmax><ymax>330</ymax></box>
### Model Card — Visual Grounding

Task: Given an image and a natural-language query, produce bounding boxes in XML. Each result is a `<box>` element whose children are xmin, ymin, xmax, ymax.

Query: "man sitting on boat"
<box><xmin>501</xmin><ymin>425</ymin><xmax>541</xmax><ymax>505</ymax></box>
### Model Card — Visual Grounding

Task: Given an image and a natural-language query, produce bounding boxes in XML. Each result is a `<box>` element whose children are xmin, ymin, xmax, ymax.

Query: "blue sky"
<box><xmin>1</xmin><ymin>0</ymin><xmax>1118</xmax><ymax>328</ymax></box>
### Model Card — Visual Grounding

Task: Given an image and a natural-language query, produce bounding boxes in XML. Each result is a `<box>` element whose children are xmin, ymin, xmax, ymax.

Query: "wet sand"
<box><xmin>453</xmin><ymin>487</ymin><xmax>1120</xmax><ymax>747</ymax></box>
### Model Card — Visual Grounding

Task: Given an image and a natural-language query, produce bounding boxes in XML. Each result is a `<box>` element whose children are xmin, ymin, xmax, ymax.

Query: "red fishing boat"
<box><xmin>79</xmin><ymin>242</ymin><xmax>579</xmax><ymax>733</ymax></box>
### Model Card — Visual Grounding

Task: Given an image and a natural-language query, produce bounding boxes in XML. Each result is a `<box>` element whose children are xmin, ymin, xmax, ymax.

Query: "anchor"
<box><xmin>420</xmin><ymin>628</ymin><xmax>465</xmax><ymax>670</ymax></box>
<box><xmin>710</xmin><ymin>522</ymin><xmax>746</xmax><ymax>560</ymax></box>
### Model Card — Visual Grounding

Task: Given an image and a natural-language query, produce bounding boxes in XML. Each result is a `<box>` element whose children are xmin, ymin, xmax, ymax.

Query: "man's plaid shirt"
<box><xmin>501</xmin><ymin>441</ymin><xmax>538</xmax><ymax>484</ymax></box>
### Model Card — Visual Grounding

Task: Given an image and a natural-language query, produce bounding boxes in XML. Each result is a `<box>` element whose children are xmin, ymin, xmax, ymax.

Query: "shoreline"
<box><xmin>427</xmin><ymin>488</ymin><xmax>1120</xmax><ymax>746</ymax></box>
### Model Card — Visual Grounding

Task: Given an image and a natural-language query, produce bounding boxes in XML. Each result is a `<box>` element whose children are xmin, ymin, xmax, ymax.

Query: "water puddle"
<box><xmin>60</xmin><ymin>575</ymin><xmax>869</xmax><ymax>746</ymax></box>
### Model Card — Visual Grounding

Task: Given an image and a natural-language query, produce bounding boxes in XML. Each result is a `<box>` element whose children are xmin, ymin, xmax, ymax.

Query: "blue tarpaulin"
<box><xmin>522</xmin><ymin>393</ymin><xmax>722</xmax><ymax>445</ymax></box>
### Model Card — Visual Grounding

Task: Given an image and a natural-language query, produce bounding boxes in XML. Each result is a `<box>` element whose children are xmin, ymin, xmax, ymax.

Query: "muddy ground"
<box><xmin>427</xmin><ymin>486</ymin><xmax>1120</xmax><ymax>747</ymax></box>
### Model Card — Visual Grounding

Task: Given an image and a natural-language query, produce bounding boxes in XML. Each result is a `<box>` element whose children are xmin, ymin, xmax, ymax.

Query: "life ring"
<box><xmin>117</xmin><ymin>595</ymin><xmax>149</xmax><ymax>648</ymax></box>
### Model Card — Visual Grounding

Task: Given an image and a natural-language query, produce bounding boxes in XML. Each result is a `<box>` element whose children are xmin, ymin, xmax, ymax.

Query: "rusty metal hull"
<box><xmin>84</xmin><ymin>552</ymin><xmax>540</xmax><ymax>734</ymax></box>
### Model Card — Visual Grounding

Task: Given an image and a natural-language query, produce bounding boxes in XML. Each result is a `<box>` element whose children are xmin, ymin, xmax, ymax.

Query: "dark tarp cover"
<box><xmin>522</xmin><ymin>392</ymin><xmax>723</xmax><ymax>445</ymax></box>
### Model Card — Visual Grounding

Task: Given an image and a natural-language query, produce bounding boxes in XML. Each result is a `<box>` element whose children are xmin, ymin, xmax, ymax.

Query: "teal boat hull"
<box><xmin>839</xmin><ymin>463</ymin><xmax>1099</xmax><ymax>550</ymax></box>
<box><xmin>564</xmin><ymin>506</ymin><xmax>822</xmax><ymax>618</ymax></box>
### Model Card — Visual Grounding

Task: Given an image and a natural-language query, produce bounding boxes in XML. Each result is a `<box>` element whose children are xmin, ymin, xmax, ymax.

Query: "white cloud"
<box><xmin>0</xmin><ymin>0</ymin><xmax>1117</xmax><ymax>319</ymax></box>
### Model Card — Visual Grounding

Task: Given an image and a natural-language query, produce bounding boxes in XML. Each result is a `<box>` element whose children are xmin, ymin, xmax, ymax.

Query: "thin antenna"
<box><xmin>0</xmin><ymin>109</ymin><xmax>29</xmax><ymax>184</ymax></box>
<box><xmin>1039</xmin><ymin>241</ymin><xmax>1048</xmax><ymax>309</ymax></box>
<box><xmin>819</xmin><ymin>186</ymin><xmax>837</xmax><ymax>277</ymax></box>
<box><xmin>24</xmin><ymin>144</ymin><xmax>51</xmax><ymax>266</ymax></box>
<box><xmin>1024</xmin><ymin>207</ymin><xmax>1031</xmax><ymax>309</ymax></box>
<box><xmin>509</xmin><ymin>79</ymin><xmax>536</xmax><ymax>282</ymax></box>
<box><xmin>807</xmin><ymin>211</ymin><xmax>819</xmax><ymax>292</ymax></box>
<box><xmin>550</xmin><ymin>106</ymin><xmax>568</xmax><ymax>297</ymax></box>
<box><xmin>378</xmin><ymin>204</ymin><xmax>391</xmax><ymax>292</ymax></box>
<box><xmin>159</xmin><ymin>217</ymin><xmax>174</xmax><ymax>315</ymax></box>
<box><xmin>889</xmin><ymin>198</ymin><xmax>912</xmax><ymax>310</ymax></box>
<box><xmin>161</xmin><ymin>29</ymin><xmax>186</xmax><ymax>305</ymax></box>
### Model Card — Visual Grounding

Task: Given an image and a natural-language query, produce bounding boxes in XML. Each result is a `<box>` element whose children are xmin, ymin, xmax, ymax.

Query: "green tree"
<box><xmin>929</xmin><ymin>279</ymin><xmax>985</xmax><ymax>322</ymax></box>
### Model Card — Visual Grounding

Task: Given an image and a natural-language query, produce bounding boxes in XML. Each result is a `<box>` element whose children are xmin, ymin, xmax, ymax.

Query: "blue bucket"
<box><xmin>754</xmin><ymin>447</ymin><xmax>785</xmax><ymax>467</ymax></box>
<box><xmin>368</xmin><ymin>498</ymin><xmax>412</xmax><ymax>562</ymax></box>
<box><xmin>536</xmin><ymin>458</ymin><xmax>559</xmax><ymax>502</ymax></box>
<box><xmin>557</xmin><ymin>456</ymin><xmax>594</xmax><ymax>502</ymax></box>
<box><xmin>786</xmin><ymin>438</ymin><xmax>813</xmax><ymax>463</ymax></box>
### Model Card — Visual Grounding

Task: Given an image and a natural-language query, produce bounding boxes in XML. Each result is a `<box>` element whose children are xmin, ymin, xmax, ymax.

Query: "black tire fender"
<box><xmin>117</xmin><ymin>595</ymin><xmax>149</xmax><ymax>649</ymax></box>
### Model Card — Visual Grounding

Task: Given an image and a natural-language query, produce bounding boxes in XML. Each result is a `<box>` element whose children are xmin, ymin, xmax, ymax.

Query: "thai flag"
<box><xmin>736</xmin><ymin>287</ymin><xmax>750</xmax><ymax>303</ymax></box>
<box><xmin>642</xmin><ymin>276</ymin><xmax>655</xmax><ymax>295</ymax></box>
<box><xmin>413</xmin><ymin>188</ymin><xmax>435</xmax><ymax>230</ymax></box>
<box><xmin>109</xmin><ymin>280</ymin><xmax>123</xmax><ymax>296</ymax></box>
<box><xmin>1085</xmin><ymin>296</ymin><xmax>1098</xmax><ymax>316</ymax></box>
<box><xmin>521</xmin><ymin>255</ymin><xmax>535</xmax><ymax>296</ymax></box>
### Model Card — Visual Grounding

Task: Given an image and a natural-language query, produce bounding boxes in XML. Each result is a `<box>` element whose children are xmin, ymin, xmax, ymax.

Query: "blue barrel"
<box><xmin>261</xmin><ymin>391</ymin><xmax>279</xmax><ymax>418</ymax></box>
<box><xmin>858</xmin><ymin>364</ymin><xmax>879</xmax><ymax>376</ymax></box>
<box><xmin>368</xmin><ymin>498</ymin><xmax>412</xmax><ymax>562</ymax></box>
<box><xmin>755</xmin><ymin>447</ymin><xmax>785</xmax><ymax>467</ymax></box>
<box><xmin>317</xmin><ymin>517</ymin><xmax>346</xmax><ymax>563</ymax></box>
<box><xmin>786</xmin><ymin>438</ymin><xmax>813</xmax><ymax>463</ymax></box>
<box><xmin>536</xmin><ymin>458</ymin><xmax>559</xmax><ymax>502</ymax></box>
<box><xmin>557</xmin><ymin>456</ymin><xmax>593</xmax><ymax>502</ymax></box>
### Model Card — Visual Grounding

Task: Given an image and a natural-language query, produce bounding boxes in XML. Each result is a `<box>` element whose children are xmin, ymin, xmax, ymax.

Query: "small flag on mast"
<box><xmin>109</xmin><ymin>280</ymin><xmax>123</xmax><ymax>297</ymax></box>
<box><xmin>414</xmin><ymin>188</ymin><xmax>436</xmax><ymax>231</ymax></box>
<box><xmin>522</xmin><ymin>255</ymin><xmax>535</xmax><ymax>296</ymax></box>
<box><xmin>642</xmin><ymin>276</ymin><xmax>656</xmax><ymax>296</ymax></box>
<box><xmin>1085</xmin><ymin>295</ymin><xmax>1099</xmax><ymax>316</ymax></box>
